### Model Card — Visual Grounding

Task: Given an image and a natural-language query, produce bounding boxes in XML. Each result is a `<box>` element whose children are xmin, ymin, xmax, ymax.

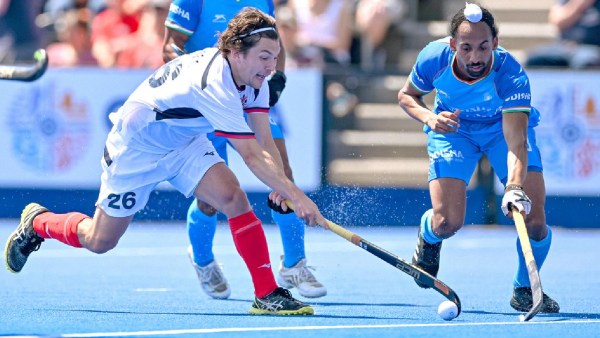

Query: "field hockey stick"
<box><xmin>0</xmin><ymin>49</ymin><xmax>48</xmax><ymax>82</ymax></box>
<box><xmin>511</xmin><ymin>208</ymin><xmax>543</xmax><ymax>321</ymax></box>
<box><xmin>282</xmin><ymin>200</ymin><xmax>462</xmax><ymax>316</ymax></box>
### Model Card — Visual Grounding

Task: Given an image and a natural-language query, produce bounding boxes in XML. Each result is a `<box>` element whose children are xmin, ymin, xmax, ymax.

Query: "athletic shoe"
<box><xmin>411</xmin><ymin>227</ymin><xmax>442</xmax><ymax>289</ymax></box>
<box><xmin>249</xmin><ymin>287</ymin><xmax>314</xmax><ymax>315</ymax></box>
<box><xmin>4</xmin><ymin>203</ymin><xmax>48</xmax><ymax>273</ymax></box>
<box><xmin>277</xmin><ymin>256</ymin><xmax>327</xmax><ymax>298</ymax></box>
<box><xmin>510</xmin><ymin>287</ymin><xmax>560</xmax><ymax>313</ymax></box>
<box><xmin>187</xmin><ymin>246</ymin><xmax>231</xmax><ymax>299</ymax></box>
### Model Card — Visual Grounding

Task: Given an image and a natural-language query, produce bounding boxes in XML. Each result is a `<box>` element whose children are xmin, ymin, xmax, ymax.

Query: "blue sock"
<box><xmin>271</xmin><ymin>210</ymin><xmax>305</xmax><ymax>268</ymax></box>
<box><xmin>187</xmin><ymin>199</ymin><xmax>218</xmax><ymax>267</ymax></box>
<box><xmin>513</xmin><ymin>226</ymin><xmax>552</xmax><ymax>287</ymax></box>
<box><xmin>421</xmin><ymin>208</ymin><xmax>442</xmax><ymax>244</ymax></box>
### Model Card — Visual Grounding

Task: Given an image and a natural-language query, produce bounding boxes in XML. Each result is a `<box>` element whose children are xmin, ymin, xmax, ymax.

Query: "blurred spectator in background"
<box><xmin>355</xmin><ymin>0</ymin><xmax>405</xmax><ymax>70</ymax></box>
<box><xmin>274</xmin><ymin>3</ymin><xmax>301</xmax><ymax>69</ymax></box>
<box><xmin>286</xmin><ymin>0</ymin><xmax>353</xmax><ymax>69</ymax></box>
<box><xmin>116</xmin><ymin>0</ymin><xmax>168</xmax><ymax>68</ymax></box>
<box><xmin>0</xmin><ymin>0</ymin><xmax>44</xmax><ymax>63</ymax></box>
<box><xmin>43</xmin><ymin>0</ymin><xmax>106</xmax><ymax>18</ymax></box>
<box><xmin>38</xmin><ymin>0</ymin><xmax>102</xmax><ymax>45</ymax></box>
<box><xmin>46</xmin><ymin>9</ymin><xmax>97</xmax><ymax>66</ymax></box>
<box><xmin>526</xmin><ymin>0</ymin><xmax>600</xmax><ymax>69</ymax></box>
<box><xmin>90</xmin><ymin>0</ymin><xmax>142</xmax><ymax>67</ymax></box>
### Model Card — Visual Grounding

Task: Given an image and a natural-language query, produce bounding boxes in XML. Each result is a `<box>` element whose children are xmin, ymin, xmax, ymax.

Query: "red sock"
<box><xmin>229</xmin><ymin>211</ymin><xmax>277</xmax><ymax>298</ymax></box>
<box><xmin>33</xmin><ymin>212</ymin><xmax>89</xmax><ymax>248</ymax></box>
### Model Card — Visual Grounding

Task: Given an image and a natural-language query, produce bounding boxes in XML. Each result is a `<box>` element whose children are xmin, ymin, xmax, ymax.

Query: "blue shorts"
<box><xmin>427</xmin><ymin>119</ymin><xmax>543</xmax><ymax>184</ymax></box>
<box><xmin>209</xmin><ymin>116</ymin><xmax>283</xmax><ymax>164</ymax></box>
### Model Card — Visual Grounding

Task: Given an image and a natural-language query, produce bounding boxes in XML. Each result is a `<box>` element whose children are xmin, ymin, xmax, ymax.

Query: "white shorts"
<box><xmin>97</xmin><ymin>134</ymin><xmax>224</xmax><ymax>218</ymax></box>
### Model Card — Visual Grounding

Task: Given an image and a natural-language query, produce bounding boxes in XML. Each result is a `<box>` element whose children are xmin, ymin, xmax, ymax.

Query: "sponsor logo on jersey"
<box><xmin>204</xmin><ymin>151</ymin><xmax>215</xmax><ymax>156</ymax></box>
<box><xmin>507</xmin><ymin>92</ymin><xmax>531</xmax><ymax>101</ymax></box>
<box><xmin>213</xmin><ymin>14</ymin><xmax>226</xmax><ymax>23</ymax></box>
<box><xmin>169</xmin><ymin>3</ymin><xmax>190</xmax><ymax>20</ymax></box>
<box><xmin>430</xmin><ymin>149</ymin><xmax>464</xmax><ymax>161</ymax></box>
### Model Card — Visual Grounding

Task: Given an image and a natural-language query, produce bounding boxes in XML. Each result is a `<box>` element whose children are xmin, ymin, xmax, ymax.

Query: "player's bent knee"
<box><xmin>433</xmin><ymin>215</ymin><xmax>463</xmax><ymax>238</ymax></box>
<box><xmin>197</xmin><ymin>200</ymin><xmax>218</xmax><ymax>216</ymax></box>
<box><xmin>525</xmin><ymin>218</ymin><xmax>548</xmax><ymax>241</ymax></box>
<box><xmin>219</xmin><ymin>189</ymin><xmax>251</xmax><ymax>217</ymax></box>
<box><xmin>85</xmin><ymin>238</ymin><xmax>119</xmax><ymax>254</ymax></box>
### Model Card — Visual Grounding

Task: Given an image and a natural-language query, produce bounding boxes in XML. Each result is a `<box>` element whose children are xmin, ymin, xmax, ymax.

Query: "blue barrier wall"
<box><xmin>0</xmin><ymin>186</ymin><xmax>485</xmax><ymax>226</ymax></box>
<box><xmin>1</xmin><ymin>187</ymin><xmax>597</xmax><ymax>228</ymax></box>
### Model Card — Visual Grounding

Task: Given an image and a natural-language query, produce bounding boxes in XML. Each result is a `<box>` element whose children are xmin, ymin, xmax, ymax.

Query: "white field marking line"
<box><xmin>133</xmin><ymin>288</ymin><xmax>171</xmax><ymax>292</ymax></box>
<box><xmin>61</xmin><ymin>320</ymin><xmax>600</xmax><ymax>337</ymax></box>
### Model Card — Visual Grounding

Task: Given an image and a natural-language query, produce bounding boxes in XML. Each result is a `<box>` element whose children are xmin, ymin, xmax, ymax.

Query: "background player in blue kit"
<box><xmin>397</xmin><ymin>3</ymin><xmax>560</xmax><ymax>313</ymax></box>
<box><xmin>162</xmin><ymin>1</ymin><xmax>326</xmax><ymax>300</ymax></box>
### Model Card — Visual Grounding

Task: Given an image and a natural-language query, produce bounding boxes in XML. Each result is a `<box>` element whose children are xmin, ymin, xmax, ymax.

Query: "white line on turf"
<box><xmin>60</xmin><ymin>320</ymin><xmax>600</xmax><ymax>337</ymax></box>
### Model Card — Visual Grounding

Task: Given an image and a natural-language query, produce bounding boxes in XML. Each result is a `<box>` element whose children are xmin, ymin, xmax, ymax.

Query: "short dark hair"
<box><xmin>449</xmin><ymin>3</ymin><xmax>498</xmax><ymax>38</ymax></box>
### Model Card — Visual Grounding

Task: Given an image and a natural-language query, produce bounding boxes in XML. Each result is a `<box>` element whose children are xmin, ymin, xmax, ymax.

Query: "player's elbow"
<box><xmin>240</xmin><ymin>151</ymin><xmax>262</xmax><ymax>171</ymax></box>
<box><xmin>398</xmin><ymin>90</ymin><xmax>415</xmax><ymax>112</ymax></box>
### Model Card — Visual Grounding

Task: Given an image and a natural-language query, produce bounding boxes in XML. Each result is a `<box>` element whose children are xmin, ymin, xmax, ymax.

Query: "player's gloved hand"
<box><xmin>501</xmin><ymin>184</ymin><xmax>531</xmax><ymax>216</ymax></box>
<box><xmin>267</xmin><ymin>191</ymin><xmax>293</xmax><ymax>214</ymax></box>
<box><xmin>268</xmin><ymin>71</ymin><xmax>286</xmax><ymax>107</ymax></box>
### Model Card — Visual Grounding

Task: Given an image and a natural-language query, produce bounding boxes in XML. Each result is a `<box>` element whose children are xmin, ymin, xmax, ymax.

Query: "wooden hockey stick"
<box><xmin>0</xmin><ymin>49</ymin><xmax>48</xmax><ymax>82</ymax></box>
<box><xmin>283</xmin><ymin>200</ymin><xmax>461</xmax><ymax>316</ymax></box>
<box><xmin>512</xmin><ymin>208</ymin><xmax>543</xmax><ymax>321</ymax></box>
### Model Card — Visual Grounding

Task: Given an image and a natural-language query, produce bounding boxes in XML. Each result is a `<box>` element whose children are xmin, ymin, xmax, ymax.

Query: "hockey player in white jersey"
<box><xmin>4</xmin><ymin>8</ymin><xmax>322</xmax><ymax>316</ymax></box>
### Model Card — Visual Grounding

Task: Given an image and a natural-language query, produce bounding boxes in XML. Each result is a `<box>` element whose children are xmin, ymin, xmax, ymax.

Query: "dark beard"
<box><xmin>466</xmin><ymin>63</ymin><xmax>486</xmax><ymax>78</ymax></box>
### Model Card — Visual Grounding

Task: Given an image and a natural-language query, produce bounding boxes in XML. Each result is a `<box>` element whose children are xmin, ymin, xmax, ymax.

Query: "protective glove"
<box><xmin>268</xmin><ymin>71</ymin><xmax>286</xmax><ymax>107</ymax></box>
<box><xmin>267</xmin><ymin>195</ymin><xmax>293</xmax><ymax>214</ymax></box>
<box><xmin>501</xmin><ymin>184</ymin><xmax>531</xmax><ymax>216</ymax></box>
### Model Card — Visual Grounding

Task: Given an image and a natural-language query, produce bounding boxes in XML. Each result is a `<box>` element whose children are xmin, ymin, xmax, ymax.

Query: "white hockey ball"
<box><xmin>438</xmin><ymin>300</ymin><xmax>459</xmax><ymax>321</ymax></box>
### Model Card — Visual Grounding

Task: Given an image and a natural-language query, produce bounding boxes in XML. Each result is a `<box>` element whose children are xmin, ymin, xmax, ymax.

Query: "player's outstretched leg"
<box><xmin>4</xmin><ymin>203</ymin><xmax>48</xmax><ymax>273</ymax></box>
<box><xmin>412</xmin><ymin>209</ymin><xmax>442</xmax><ymax>288</ymax></box>
<box><xmin>187</xmin><ymin>245</ymin><xmax>231</xmax><ymax>299</ymax></box>
<box><xmin>273</xmin><ymin>210</ymin><xmax>326</xmax><ymax>298</ymax></box>
<box><xmin>510</xmin><ymin>226</ymin><xmax>559</xmax><ymax>313</ymax></box>
<box><xmin>227</xmin><ymin>210</ymin><xmax>314</xmax><ymax>315</ymax></box>
<box><xmin>250</xmin><ymin>287</ymin><xmax>314</xmax><ymax>315</ymax></box>
<box><xmin>187</xmin><ymin>200</ymin><xmax>231</xmax><ymax>299</ymax></box>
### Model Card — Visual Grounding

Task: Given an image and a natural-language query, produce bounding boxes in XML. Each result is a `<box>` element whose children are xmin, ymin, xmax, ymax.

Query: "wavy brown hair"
<box><xmin>218</xmin><ymin>7</ymin><xmax>278</xmax><ymax>56</ymax></box>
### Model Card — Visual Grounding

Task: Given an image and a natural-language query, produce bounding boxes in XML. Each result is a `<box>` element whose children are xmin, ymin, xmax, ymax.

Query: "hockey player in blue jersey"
<box><xmin>397</xmin><ymin>3</ymin><xmax>559</xmax><ymax>313</ymax></box>
<box><xmin>162</xmin><ymin>1</ymin><xmax>326</xmax><ymax>300</ymax></box>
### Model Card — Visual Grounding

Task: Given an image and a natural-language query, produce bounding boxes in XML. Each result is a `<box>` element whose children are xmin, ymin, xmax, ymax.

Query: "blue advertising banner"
<box><xmin>0</xmin><ymin>67</ymin><xmax>322</xmax><ymax>192</ymax></box>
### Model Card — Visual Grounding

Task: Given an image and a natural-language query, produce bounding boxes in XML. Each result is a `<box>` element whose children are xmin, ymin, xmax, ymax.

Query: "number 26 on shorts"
<box><xmin>107</xmin><ymin>192</ymin><xmax>137</xmax><ymax>210</ymax></box>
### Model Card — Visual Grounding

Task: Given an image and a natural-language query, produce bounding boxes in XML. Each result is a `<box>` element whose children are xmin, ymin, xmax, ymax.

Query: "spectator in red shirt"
<box><xmin>116</xmin><ymin>0</ymin><xmax>168</xmax><ymax>68</ymax></box>
<box><xmin>90</xmin><ymin>0</ymin><xmax>142</xmax><ymax>67</ymax></box>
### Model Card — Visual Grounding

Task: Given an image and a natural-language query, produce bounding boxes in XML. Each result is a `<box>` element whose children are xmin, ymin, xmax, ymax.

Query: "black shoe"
<box><xmin>510</xmin><ymin>287</ymin><xmax>560</xmax><ymax>313</ymax></box>
<box><xmin>249</xmin><ymin>287</ymin><xmax>314</xmax><ymax>315</ymax></box>
<box><xmin>411</xmin><ymin>227</ymin><xmax>442</xmax><ymax>289</ymax></box>
<box><xmin>4</xmin><ymin>203</ymin><xmax>48</xmax><ymax>273</ymax></box>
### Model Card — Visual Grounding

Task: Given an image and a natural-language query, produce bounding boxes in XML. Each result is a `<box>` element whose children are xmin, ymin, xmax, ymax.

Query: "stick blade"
<box><xmin>512</xmin><ymin>209</ymin><xmax>544</xmax><ymax>321</ymax></box>
<box><xmin>521</xmin><ymin>269</ymin><xmax>543</xmax><ymax>321</ymax></box>
<box><xmin>0</xmin><ymin>48</ymin><xmax>48</xmax><ymax>82</ymax></box>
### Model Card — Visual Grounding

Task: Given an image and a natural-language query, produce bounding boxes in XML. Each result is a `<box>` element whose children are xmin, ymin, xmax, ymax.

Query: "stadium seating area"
<box><xmin>326</xmin><ymin>0</ymin><xmax>557</xmax><ymax>187</ymax></box>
